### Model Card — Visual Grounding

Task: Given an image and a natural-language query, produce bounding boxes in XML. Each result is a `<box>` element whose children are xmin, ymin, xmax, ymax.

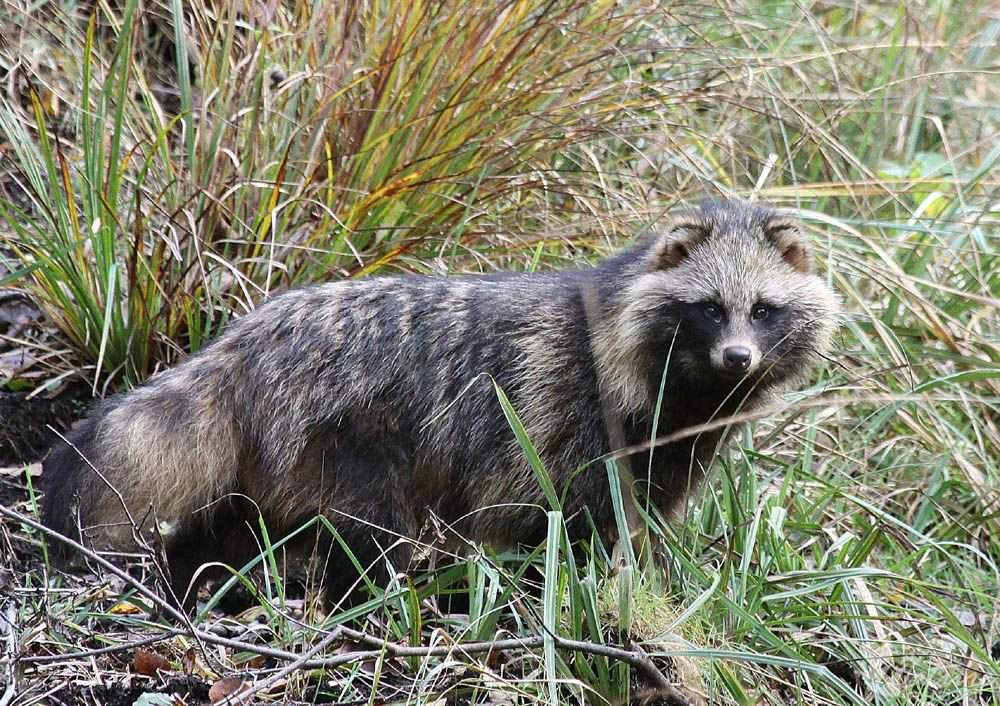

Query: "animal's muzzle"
<box><xmin>723</xmin><ymin>345</ymin><xmax>753</xmax><ymax>371</ymax></box>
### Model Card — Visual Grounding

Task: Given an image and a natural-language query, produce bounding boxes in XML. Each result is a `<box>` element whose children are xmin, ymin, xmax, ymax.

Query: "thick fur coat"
<box><xmin>42</xmin><ymin>201</ymin><xmax>838</xmax><ymax>602</ymax></box>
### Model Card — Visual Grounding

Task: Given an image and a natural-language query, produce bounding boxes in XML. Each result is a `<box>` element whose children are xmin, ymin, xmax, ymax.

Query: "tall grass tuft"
<box><xmin>1</xmin><ymin>0</ymin><xmax>676</xmax><ymax>388</ymax></box>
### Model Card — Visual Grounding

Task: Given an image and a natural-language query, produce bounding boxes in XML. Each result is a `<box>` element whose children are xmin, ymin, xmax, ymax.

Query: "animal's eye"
<box><xmin>702</xmin><ymin>303</ymin><xmax>723</xmax><ymax>322</ymax></box>
<box><xmin>751</xmin><ymin>304</ymin><xmax>770</xmax><ymax>321</ymax></box>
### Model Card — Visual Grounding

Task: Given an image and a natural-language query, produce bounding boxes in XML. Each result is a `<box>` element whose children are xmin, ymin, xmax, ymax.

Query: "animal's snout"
<box><xmin>723</xmin><ymin>345</ymin><xmax>753</xmax><ymax>371</ymax></box>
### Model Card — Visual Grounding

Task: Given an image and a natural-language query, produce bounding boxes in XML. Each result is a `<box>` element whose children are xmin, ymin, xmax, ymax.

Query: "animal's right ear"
<box><xmin>646</xmin><ymin>217</ymin><xmax>710</xmax><ymax>270</ymax></box>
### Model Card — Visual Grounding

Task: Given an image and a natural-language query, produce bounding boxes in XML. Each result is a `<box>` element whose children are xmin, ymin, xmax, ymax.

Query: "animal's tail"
<box><xmin>41</xmin><ymin>379</ymin><xmax>241</xmax><ymax>555</ymax></box>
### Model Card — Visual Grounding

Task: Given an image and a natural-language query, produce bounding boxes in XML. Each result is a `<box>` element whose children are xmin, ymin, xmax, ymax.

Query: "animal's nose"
<box><xmin>723</xmin><ymin>346</ymin><xmax>753</xmax><ymax>371</ymax></box>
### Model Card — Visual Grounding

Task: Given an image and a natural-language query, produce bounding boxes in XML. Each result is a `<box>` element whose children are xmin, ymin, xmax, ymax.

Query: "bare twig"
<box><xmin>228</xmin><ymin>626</ymin><xmax>345</xmax><ymax>703</ymax></box>
<box><xmin>16</xmin><ymin>629</ymin><xmax>185</xmax><ymax>664</ymax></box>
<box><xmin>223</xmin><ymin>628</ymin><xmax>679</xmax><ymax>703</ymax></box>
<box><xmin>0</xmin><ymin>504</ymin><xmax>219</xmax><ymax>666</ymax></box>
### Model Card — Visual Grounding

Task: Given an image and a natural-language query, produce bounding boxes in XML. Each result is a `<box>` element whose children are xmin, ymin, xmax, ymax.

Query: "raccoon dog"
<box><xmin>42</xmin><ymin>200</ymin><xmax>838</xmax><ymax>604</ymax></box>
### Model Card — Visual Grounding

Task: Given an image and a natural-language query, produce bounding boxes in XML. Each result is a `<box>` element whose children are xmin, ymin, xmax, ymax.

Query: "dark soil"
<box><xmin>0</xmin><ymin>286</ymin><xmax>94</xmax><ymax>466</ymax></box>
<box><xmin>51</xmin><ymin>675</ymin><xmax>212</xmax><ymax>706</ymax></box>
<box><xmin>0</xmin><ymin>381</ymin><xmax>92</xmax><ymax>466</ymax></box>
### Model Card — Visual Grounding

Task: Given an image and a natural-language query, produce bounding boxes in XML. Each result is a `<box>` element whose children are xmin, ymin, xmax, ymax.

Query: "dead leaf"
<box><xmin>243</xmin><ymin>654</ymin><xmax>268</xmax><ymax>669</ymax></box>
<box><xmin>181</xmin><ymin>646</ymin><xmax>197</xmax><ymax>675</ymax></box>
<box><xmin>209</xmin><ymin>676</ymin><xmax>247</xmax><ymax>703</ymax></box>
<box><xmin>110</xmin><ymin>601</ymin><xmax>143</xmax><ymax>615</ymax></box>
<box><xmin>133</xmin><ymin>648</ymin><xmax>171</xmax><ymax>676</ymax></box>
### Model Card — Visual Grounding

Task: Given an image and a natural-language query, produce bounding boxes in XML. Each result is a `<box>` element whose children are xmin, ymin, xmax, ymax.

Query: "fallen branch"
<box><xmin>16</xmin><ymin>629</ymin><xmax>185</xmax><ymax>664</ymax></box>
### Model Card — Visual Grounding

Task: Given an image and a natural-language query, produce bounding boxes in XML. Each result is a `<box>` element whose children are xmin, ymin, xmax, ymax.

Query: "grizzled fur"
<box><xmin>43</xmin><ymin>201</ymin><xmax>838</xmax><ymax>604</ymax></box>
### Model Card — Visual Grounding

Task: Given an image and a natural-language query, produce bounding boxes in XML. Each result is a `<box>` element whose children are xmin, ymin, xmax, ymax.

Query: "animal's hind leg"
<box><xmin>162</xmin><ymin>497</ymin><xmax>268</xmax><ymax>609</ymax></box>
<box><xmin>314</xmin><ymin>504</ymin><xmax>416</xmax><ymax>606</ymax></box>
<box><xmin>280</xmin><ymin>430</ymin><xmax>419</xmax><ymax>606</ymax></box>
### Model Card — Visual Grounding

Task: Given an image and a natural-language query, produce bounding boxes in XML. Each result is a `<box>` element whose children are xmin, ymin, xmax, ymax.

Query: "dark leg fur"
<box><xmin>44</xmin><ymin>422</ymin><xmax>417</xmax><ymax>611</ymax></box>
<box><xmin>163</xmin><ymin>498</ymin><xmax>265</xmax><ymax>608</ymax></box>
<box><xmin>167</xmin><ymin>514</ymin><xmax>412</xmax><ymax>610</ymax></box>
<box><xmin>160</xmin><ymin>497</ymin><xmax>397</xmax><ymax>611</ymax></box>
<box><xmin>284</xmin><ymin>430</ymin><xmax>419</xmax><ymax>606</ymax></box>
<box><xmin>317</xmin><ymin>510</ymin><xmax>413</xmax><ymax>606</ymax></box>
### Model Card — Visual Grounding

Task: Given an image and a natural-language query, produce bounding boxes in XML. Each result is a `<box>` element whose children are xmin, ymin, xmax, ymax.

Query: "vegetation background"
<box><xmin>0</xmin><ymin>0</ymin><xmax>997</xmax><ymax>704</ymax></box>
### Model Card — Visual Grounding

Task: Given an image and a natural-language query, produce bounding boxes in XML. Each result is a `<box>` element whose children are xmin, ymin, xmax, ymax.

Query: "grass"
<box><xmin>0</xmin><ymin>0</ymin><xmax>998</xmax><ymax>704</ymax></box>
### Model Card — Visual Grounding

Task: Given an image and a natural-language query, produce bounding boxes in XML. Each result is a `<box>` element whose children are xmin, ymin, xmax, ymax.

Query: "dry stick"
<box><xmin>0</xmin><ymin>505</ymin><xmax>302</xmax><ymax>665</ymax></box>
<box><xmin>228</xmin><ymin>626</ymin><xmax>345</xmax><ymax>703</ymax></box>
<box><xmin>48</xmin><ymin>427</ymin><xmax>181</xmax><ymax>606</ymax></box>
<box><xmin>39</xmin><ymin>429</ymin><xmax>225</xmax><ymax>672</ymax></box>
<box><xmin>330</xmin><ymin>626</ymin><xmax>677</xmax><ymax>692</ymax></box>
<box><xmin>0</xmin><ymin>504</ymin><xmax>194</xmax><ymax>624</ymax></box>
<box><xmin>17</xmin><ymin>630</ymin><xmax>186</xmax><ymax>664</ymax></box>
<box><xmin>1</xmin><ymin>505</ymin><xmax>679</xmax><ymax>693</ymax></box>
<box><xmin>629</xmin><ymin>641</ymin><xmax>692</xmax><ymax>705</ymax></box>
<box><xmin>1</xmin><ymin>504</ymin><xmax>237</xmax><ymax>677</ymax></box>
<box><xmin>228</xmin><ymin>631</ymin><xmax>676</xmax><ymax>694</ymax></box>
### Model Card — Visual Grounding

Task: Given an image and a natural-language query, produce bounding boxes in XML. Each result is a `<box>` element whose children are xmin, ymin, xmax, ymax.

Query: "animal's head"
<box><xmin>598</xmin><ymin>200</ymin><xmax>839</xmax><ymax>411</ymax></box>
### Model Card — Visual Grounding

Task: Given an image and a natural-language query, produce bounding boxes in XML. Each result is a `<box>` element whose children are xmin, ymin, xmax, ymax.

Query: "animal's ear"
<box><xmin>764</xmin><ymin>217</ymin><xmax>811</xmax><ymax>273</ymax></box>
<box><xmin>647</xmin><ymin>216</ymin><xmax>710</xmax><ymax>270</ymax></box>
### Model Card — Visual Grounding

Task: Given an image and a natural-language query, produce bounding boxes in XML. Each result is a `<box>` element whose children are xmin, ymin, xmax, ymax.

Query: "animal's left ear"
<box><xmin>764</xmin><ymin>217</ymin><xmax>811</xmax><ymax>273</ymax></box>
